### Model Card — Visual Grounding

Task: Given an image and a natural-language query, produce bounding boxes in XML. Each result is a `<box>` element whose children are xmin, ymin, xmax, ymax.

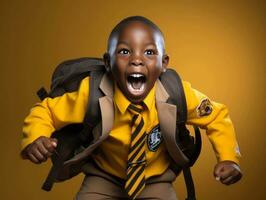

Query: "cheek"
<box><xmin>147</xmin><ymin>59</ymin><xmax>163</xmax><ymax>77</ymax></box>
<box><xmin>111</xmin><ymin>61</ymin><xmax>127</xmax><ymax>81</ymax></box>
<box><xmin>146</xmin><ymin>55</ymin><xmax>162</xmax><ymax>67</ymax></box>
<box><xmin>114</xmin><ymin>55</ymin><xmax>128</xmax><ymax>67</ymax></box>
<box><xmin>117</xmin><ymin>57</ymin><xmax>128</xmax><ymax>68</ymax></box>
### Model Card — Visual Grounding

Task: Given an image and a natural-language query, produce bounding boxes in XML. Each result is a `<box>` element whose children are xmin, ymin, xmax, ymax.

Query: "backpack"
<box><xmin>36</xmin><ymin>57</ymin><xmax>201</xmax><ymax>200</ymax></box>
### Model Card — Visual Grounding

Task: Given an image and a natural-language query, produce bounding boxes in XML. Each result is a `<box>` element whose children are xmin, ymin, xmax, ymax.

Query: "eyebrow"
<box><xmin>117</xmin><ymin>41</ymin><xmax>130</xmax><ymax>46</ymax></box>
<box><xmin>117</xmin><ymin>41</ymin><xmax>157</xmax><ymax>47</ymax></box>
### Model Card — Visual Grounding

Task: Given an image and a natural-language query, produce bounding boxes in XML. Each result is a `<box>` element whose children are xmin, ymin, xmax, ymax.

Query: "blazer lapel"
<box><xmin>156</xmin><ymin>80</ymin><xmax>189</xmax><ymax>167</ymax></box>
<box><xmin>99</xmin><ymin>73</ymin><xmax>115</xmax><ymax>138</ymax></box>
<box><xmin>64</xmin><ymin>73</ymin><xmax>114</xmax><ymax>166</ymax></box>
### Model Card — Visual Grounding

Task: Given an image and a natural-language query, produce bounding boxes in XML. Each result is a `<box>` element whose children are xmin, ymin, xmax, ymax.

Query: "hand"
<box><xmin>21</xmin><ymin>136</ymin><xmax>57</xmax><ymax>164</ymax></box>
<box><xmin>214</xmin><ymin>160</ymin><xmax>242</xmax><ymax>185</ymax></box>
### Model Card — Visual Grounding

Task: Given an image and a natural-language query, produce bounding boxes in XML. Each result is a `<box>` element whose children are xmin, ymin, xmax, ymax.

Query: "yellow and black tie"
<box><xmin>125</xmin><ymin>103</ymin><xmax>147</xmax><ymax>199</ymax></box>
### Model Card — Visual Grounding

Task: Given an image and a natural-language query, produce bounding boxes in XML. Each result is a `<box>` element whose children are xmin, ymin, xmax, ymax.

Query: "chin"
<box><xmin>126</xmin><ymin>92</ymin><xmax>148</xmax><ymax>104</ymax></box>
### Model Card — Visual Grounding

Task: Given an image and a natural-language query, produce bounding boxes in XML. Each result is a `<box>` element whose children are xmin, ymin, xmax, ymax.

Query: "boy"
<box><xmin>21</xmin><ymin>16</ymin><xmax>242</xmax><ymax>199</ymax></box>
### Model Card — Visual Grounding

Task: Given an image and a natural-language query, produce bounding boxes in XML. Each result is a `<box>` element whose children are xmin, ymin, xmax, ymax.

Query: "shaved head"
<box><xmin>107</xmin><ymin>16</ymin><xmax>166</xmax><ymax>57</ymax></box>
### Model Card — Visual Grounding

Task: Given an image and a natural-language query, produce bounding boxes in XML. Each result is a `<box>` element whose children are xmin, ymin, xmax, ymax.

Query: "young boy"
<box><xmin>21</xmin><ymin>16</ymin><xmax>242</xmax><ymax>199</ymax></box>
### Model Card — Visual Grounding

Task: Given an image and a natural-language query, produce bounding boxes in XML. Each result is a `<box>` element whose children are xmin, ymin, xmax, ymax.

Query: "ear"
<box><xmin>103</xmin><ymin>52</ymin><xmax>111</xmax><ymax>73</ymax></box>
<box><xmin>162</xmin><ymin>54</ymin><xmax>169</xmax><ymax>72</ymax></box>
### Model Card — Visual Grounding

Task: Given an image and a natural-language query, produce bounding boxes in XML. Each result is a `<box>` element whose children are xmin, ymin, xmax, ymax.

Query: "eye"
<box><xmin>118</xmin><ymin>48</ymin><xmax>130</xmax><ymax>55</ymax></box>
<box><xmin>144</xmin><ymin>49</ymin><xmax>156</xmax><ymax>55</ymax></box>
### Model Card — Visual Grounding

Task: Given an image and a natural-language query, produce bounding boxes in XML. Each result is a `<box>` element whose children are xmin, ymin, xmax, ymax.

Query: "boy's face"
<box><xmin>104</xmin><ymin>21</ymin><xmax>169</xmax><ymax>103</ymax></box>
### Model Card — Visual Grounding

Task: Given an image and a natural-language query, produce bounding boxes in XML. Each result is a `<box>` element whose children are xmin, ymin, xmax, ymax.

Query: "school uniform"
<box><xmin>22</xmin><ymin>73</ymin><xmax>241</xmax><ymax>199</ymax></box>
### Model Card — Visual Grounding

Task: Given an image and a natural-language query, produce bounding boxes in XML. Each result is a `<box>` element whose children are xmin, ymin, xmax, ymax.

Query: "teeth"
<box><xmin>130</xmin><ymin>74</ymin><xmax>143</xmax><ymax>78</ymax></box>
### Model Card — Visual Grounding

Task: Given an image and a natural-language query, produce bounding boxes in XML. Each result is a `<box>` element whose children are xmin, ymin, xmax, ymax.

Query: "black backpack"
<box><xmin>36</xmin><ymin>57</ymin><xmax>201</xmax><ymax>200</ymax></box>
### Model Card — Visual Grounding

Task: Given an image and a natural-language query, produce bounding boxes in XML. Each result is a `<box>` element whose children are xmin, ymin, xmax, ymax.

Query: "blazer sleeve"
<box><xmin>21</xmin><ymin>77</ymin><xmax>90</xmax><ymax>151</ymax></box>
<box><xmin>182</xmin><ymin>81</ymin><xmax>241</xmax><ymax>164</ymax></box>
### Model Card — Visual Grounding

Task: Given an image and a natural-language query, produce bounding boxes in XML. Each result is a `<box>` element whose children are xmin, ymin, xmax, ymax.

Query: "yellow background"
<box><xmin>1</xmin><ymin>0</ymin><xmax>265</xmax><ymax>199</ymax></box>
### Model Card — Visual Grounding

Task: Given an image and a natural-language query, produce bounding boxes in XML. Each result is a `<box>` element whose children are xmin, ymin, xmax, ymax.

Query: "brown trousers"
<box><xmin>74</xmin><ymin>161</ymin><xmax>178</xmax><ymax>200</ymax></box>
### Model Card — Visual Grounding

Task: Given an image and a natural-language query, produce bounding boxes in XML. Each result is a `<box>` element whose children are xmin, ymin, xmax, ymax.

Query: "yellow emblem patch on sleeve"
<box><xmin>196</xmin><ymin>98</ymin><xmax>213</xmax><ymax>117</ymax></box>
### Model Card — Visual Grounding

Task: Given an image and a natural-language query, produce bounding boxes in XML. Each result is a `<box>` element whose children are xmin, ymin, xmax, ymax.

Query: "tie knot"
<box><xmin>128</xmin><ymin>103</ymin><xmax>144</xmax><ymax>115</ymax></box>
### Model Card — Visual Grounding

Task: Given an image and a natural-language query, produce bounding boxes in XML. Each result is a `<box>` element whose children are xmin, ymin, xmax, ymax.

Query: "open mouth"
<box><xmin>127</xmin><ymin>73</ymin><xmax>146</xmax><ymax>95</ymax></box>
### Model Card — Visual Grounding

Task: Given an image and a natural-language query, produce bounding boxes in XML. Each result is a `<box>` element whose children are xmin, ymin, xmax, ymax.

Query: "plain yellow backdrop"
<box><xmin>0</xmin><ymin>0</ymin><xmax>265</xmax><ymax>199</ymax></box>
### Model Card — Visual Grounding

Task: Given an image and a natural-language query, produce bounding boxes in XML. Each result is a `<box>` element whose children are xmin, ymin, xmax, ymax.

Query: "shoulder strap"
<box><xmin>84</xmin><ymin>70</ymin><xmax>105</xmax><ymax>126</ymax></box>
<box><xmin>40</xmin><ymin>58</ymin><xmax>106</xmax><ymax>191</ymax></box>
<box><xmin>77</xmin><ymin>70</ymin><xmax>105</xmax><ymax>144</ymax></box>
<box><xmin>160</xmin><ymin>68</ymin><xmax>201</xmax><ymax>200</ymax></box>
<box><xmin>159</xmin><ymin>68</ymin><xmax>202</xmax><ymax>163</ymax></box>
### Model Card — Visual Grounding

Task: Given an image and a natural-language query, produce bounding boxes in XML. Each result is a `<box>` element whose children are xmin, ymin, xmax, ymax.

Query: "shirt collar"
<box><xmin>114</xmin><ymin>82</ymin><xmax>156</xmax><ymax>114</ymax></box>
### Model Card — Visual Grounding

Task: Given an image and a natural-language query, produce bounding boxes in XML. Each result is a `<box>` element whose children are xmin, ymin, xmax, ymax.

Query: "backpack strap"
<box><xmin>78</xmin><ymin>70</ymin><xmax>105</xmax><ymax>144</ymax></box>
<box><xmin>41</xmin><ymin>58</ymin><xmax>106</xmax><ymax>191</ymax></box>
<box><xmin>160</xmin><ymin>68</ymin><xmax>201</xmax><ymax>200</ymax></box>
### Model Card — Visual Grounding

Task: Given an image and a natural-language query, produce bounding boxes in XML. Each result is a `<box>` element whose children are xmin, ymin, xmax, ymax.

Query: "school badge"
<box><xmin>147</xmin><ymin>125</ymin><xmax>162</xmax><ymax>152</ymax></box>
<box><xmin>197</xmin><ymin>98</ymin><xmax>213</xmax><ymax>117</ymax></box>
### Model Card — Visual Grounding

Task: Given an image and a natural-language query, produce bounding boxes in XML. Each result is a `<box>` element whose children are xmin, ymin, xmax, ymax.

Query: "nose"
<box><xmin>130</xmin><ymin>52</ymin><xmax>143</xmax><ymax>66</ymax></box>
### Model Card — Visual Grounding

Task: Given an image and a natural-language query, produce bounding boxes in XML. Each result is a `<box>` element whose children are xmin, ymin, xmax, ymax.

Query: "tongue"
<box><xmin>132</xmin><ymin>81</ymin><xmax>142</xmax><ymax>89</ymax></box>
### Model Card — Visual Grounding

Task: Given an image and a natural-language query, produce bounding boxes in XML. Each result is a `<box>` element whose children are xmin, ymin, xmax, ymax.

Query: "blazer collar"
<box><xmin>99</xmin><ymin>73</ymin><xmax>114</xmax><ymax>98</ymax></box>
<box><xmin>155</xmin><ymin>79</ymin><xmax>170</xmax><ymax>103</ymax></box>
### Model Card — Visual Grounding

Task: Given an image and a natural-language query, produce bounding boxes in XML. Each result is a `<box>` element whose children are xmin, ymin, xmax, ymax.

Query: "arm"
<box><xmin>21</xmin><ymin>76</ymin><xmax>90</xmax><ymax>163</ymax></box>
<box><xmin>183</xmin><ymin>80</ymin><xmax>242</xmax><ymax>185</ymax></box>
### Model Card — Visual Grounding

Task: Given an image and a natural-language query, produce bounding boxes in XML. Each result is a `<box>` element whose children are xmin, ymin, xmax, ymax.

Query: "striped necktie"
<box><xmin>125</xmin><ymin>103</ymin><xmax>147</xmax><ymax>199</ymax></box>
